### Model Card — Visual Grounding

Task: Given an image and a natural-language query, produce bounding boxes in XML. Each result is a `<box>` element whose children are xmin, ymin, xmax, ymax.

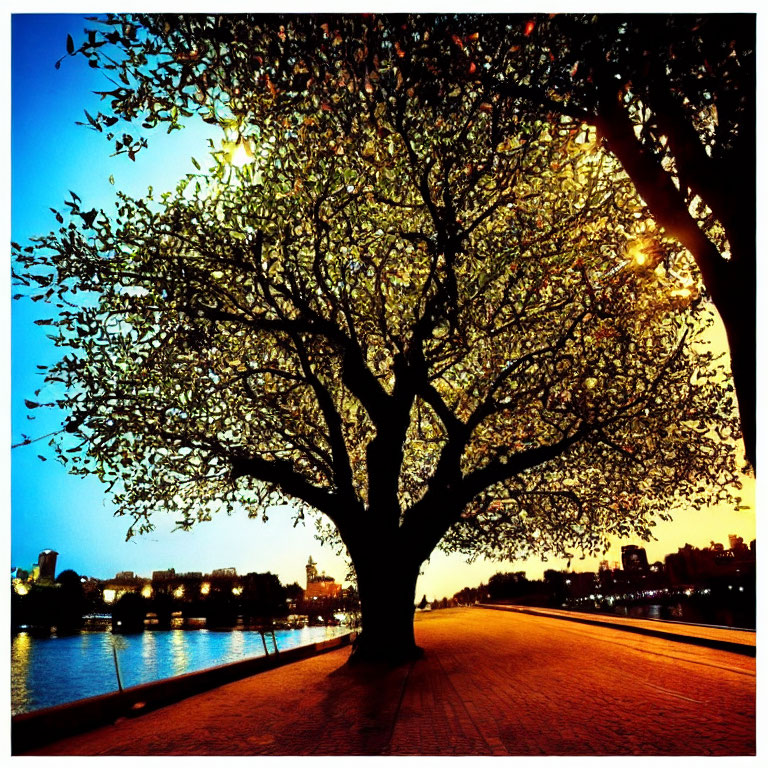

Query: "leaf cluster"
<box><xmin>14</xmin><ymin>14</ymin><xmax>742</xmax><ymax>561</ymax></box>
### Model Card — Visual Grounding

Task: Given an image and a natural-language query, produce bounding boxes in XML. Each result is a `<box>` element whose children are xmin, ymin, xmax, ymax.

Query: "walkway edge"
<box><xmin>12</xmin><ymin>632</ymin><xmax>355</xmax><ymax>755</ymax></box>
<box><xmin>477</xmin><ymin>605</ymin><xmax>756</xmax><ymax>657</ymax></box>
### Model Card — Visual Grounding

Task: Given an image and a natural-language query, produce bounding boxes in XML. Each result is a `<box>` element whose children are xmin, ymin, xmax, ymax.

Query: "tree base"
<box><xmin>347</xmin><ymin>632</ymin><xmax>424</xmax><ymax>666</ymax></box>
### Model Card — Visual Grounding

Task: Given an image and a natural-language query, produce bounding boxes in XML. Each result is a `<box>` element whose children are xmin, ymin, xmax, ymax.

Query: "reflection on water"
<box><xmin>11</xmin><ymin>632</ymin><xmax>32</xmax><ymax>716</ymax></box>
<box><xmin>226</xmin><ymin>628</ymin><xmax>246</xmax><ymax>661</ymax></box>
<box><xmin>11</xmin><ymin>625</ymin><xmax>346</xmax><ymax>715</ymax></box>
<box><xmin>170</xmin><ymin>630</ymin><xmax>189</xmax><ymax>678</ymax></box>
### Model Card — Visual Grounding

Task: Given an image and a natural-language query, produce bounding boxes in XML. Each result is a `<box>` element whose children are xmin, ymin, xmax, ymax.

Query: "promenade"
<box><xmin>21</xmin><ymin>607</ymin><xmax>755</xmax><ymax>756</ymax></box>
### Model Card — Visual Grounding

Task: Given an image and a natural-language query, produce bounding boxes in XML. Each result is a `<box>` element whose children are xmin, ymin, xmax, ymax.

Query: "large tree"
<box><xmin>483</xmin><ymin>13</ymin><xmax>756</xmax><ymax>467</ymax></box>
<box><xmin>14</xmin><ymin>15</ymin><xmax>742</xmax><ymax>661</ymax></box>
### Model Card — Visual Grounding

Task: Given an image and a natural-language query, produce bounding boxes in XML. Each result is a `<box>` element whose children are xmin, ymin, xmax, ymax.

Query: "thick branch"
<box><xmin>230</xmin><ymin>452</ymin><xmax>340</xmax><ymax>521</ymax></box>
<box><xmin>593</xmin><ymin>81</ymin><xmax>729</xmax><ymax>307</ymax></box>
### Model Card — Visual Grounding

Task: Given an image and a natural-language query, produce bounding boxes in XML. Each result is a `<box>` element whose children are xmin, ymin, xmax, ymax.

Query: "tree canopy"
<box><xmin>13</xmin><ymin>14</ymin><xmax>745</xmax><ymax>660</ymax></box>
<box><xmin>485</xmin><ymin>13</ymin><xmax>755</xmax><ymax>466</ymax></box>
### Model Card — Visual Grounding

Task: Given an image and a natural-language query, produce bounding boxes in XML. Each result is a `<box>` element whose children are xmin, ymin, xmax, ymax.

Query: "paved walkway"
<box><xmin>480</xmin><ymin>603</ymin><xmax>756</xmax><ymax>652</ymax></box>
<box><xmin>22</xmin><ymin>607</ymin><xmax>755</xmax><ymax>756</ymax></box>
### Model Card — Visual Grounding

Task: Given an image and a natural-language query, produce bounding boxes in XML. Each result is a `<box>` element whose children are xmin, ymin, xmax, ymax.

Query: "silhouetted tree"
<box><xmin>543</xmin><ymin>569</ymin><xmax>568</xmax><ymax>607</ymax></box>
<box><xmin>241</xmin><ymin>571</ymin><xmax>287</xmax><ymax>620</ymax></box>
<box><xmin>54</xmin><ymin>569</ymin><xmax>87</xmax><ymax>633</ymax></box>
<box><xmin>112</xmin><ymin>592</ymin><xmax>148</xmax><ymax>633</ymax></box>
<box><xmin>483</xmin><ymin>14</ymin><xmax>755</xmax><ymax>466</ymax></box>
<box><xmin>15</xmin><ymin>14</ymin><xmax>742</xmax><ymax>662</ymax></box>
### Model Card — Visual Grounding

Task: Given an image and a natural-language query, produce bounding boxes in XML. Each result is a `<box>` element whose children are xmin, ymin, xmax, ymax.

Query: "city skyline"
<box><xmin>12</xmin><ymin>526</ymin><xmax>756</xmax><ymax>590</ymax></box>
<box><xmin>9</xmin><ymin>14</ymin><xmax>756</xmax><ymax>604</ymax></box>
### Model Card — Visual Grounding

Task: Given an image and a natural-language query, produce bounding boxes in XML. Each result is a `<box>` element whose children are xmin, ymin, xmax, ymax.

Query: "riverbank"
<box><xmin>12</xmin><ymin>631</ymin><xmax>354</xmax><ymax>753</ymax></box>
<box><xmin>12</xmin><ymin>624</ymin><xmax>348</xmax><ymax>715</ymax></box>
<box><xmin>16</xmin><ymin>607</ymin><xmax>755</xmax><ymax>756</ymax></box>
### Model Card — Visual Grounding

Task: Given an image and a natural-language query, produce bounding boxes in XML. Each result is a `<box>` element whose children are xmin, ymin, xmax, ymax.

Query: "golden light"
<box><xmin>200</xmin><ymin>582</ymin><xmax>210</xmax><ymax>595</ymax></box>
<box><xmin>173</xmin><ymin>586</ymin><xmax>185</xmax><ymax>599</ymax></box>
<box><xmin>232</xmin><ymin>586</ymin><xmax>243</xmax><ymax>596</ymax></box>
<box><xmin>103</xmin><ymin>588</ymin><xmax>117</xmax><ymax>604</ymax></box>
<box><xmin>626</xmin><ymin>239</ymin><xmax>663</xmax><ymax>271</ymax></box>
<box><xmin>141</xmin><ymin>585</ymin><xmax>152</xmax><ymax>599</ymax></box>
<box><xmin>669</xmin><ymin>284</ymin><xmax>698</xmax><ymax>309</ymax></box>
<box><xmin>13</xmin><ymin>582</ymin><xmax>28</xmax><ymax>596</ymax></box>
<box><xmin>229</xmin><ymin>138</ymin><xmax>254</xmax><ymax>168</ymax></box>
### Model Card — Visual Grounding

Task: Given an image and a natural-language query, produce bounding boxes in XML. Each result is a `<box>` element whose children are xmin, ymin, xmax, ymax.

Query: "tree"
<box><xmin>241</xmin><ymin>571</ymin><xmax>288</xmax><ymax>620</ymax></box>
<box><xmin>54</xmin><ymin>569</ymin><xmax>87</xmax><ymax>633</ymax></box>
<box><xmin>14</xmin><ymin>14</ymin><xmax>742</xmax><ymax>662</ymax></box>
<box><xmin>112</xmin><ymin>591</ymin><xmax>148</xmax><ymax>633</ymax></box>
<box><xmin>480</xmin><ymin>13</ymin><xmax>755</xmax><ymax>467</ymax></box>
<box><xmin>487</xmin><ymin>571</ymin><xmax>531</xmax><ymax>601</ymax></box>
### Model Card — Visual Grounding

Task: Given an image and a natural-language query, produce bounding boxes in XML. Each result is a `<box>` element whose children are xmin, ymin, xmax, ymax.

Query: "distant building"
<box><xmin>304</xmin><ymin>556</ymin><xmax>342</xmax><ymax>600</ymax></box>
<box><xmin>211</xmin><ymin>567</ymin><xmax>237</xmax><ymax>577</ymax></box>
<box><xmin>152</xmin><ymin>568</ymin><xmax>176</xmax><ymax>580</ymax></box>
<box><xmin>621</xmin><ymin>545</ymin><xmax>649</xmax><ymax>574</ymax></box>
<box><xmin>115</xmin><ymin>571</ymin><xmax>135</xmax><ymax>580</ymax></box>
<box><xmin>37</xmin><ymin>550</ymin><xmax>58</xmax><ymax>582</ymax></box>
<box><xmin>305</xmin><ymin>556</ymin><xmax>318</xmax><ymax>585</ymax></box>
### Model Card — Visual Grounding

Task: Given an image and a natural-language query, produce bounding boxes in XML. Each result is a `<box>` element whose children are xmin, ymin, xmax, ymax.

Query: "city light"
<box><xmin>141</xmin><ymin>585</ymin><xmax>152</xmax><ymax>599</ymax></box>
<box><xmin>201</xmin><ymin>582</ymin><xmax>210</xmax><ymax>595</ymax></box>
<box><xmin>103</xmin><ymin>589</ymin><xmax>116</xmax><ymax>604</ymax></box>
<box><xmin>173</xmin><ymin>586</ymin><xmax>184</xmax><ymax>599</ymax></box>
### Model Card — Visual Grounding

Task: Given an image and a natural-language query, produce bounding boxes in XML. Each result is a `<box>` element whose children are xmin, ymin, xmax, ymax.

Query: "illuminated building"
<box><xmin>211</xmin><ymin>567</ymin><xmax>237</xmax><ymax>577</ymax></box>
<box><xmin>304</xmin><ymin>556</ymin><xmax>342</xmax><ymax>600</ymax></box>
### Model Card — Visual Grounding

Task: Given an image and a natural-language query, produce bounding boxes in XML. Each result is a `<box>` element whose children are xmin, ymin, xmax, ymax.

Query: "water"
<box><xmin>11</xmin><ymin>625</ymin><xmax>348</xmax><ymax>716</ymax></box>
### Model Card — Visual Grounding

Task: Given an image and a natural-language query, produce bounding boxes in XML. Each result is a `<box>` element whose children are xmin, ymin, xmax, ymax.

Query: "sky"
<box><xmin>7</xmin><ymin>12</ymin><xmax>758</xmax><ymax>602</ymax></box>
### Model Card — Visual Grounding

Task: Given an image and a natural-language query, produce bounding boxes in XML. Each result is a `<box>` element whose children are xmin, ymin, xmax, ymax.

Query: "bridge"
<box><xmin>18</xmin><ymin>606</ymin><xmax>755</xmax><ymax>756</ymax></box>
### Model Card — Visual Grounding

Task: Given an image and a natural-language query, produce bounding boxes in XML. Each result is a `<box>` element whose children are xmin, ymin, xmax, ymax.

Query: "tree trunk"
<box><xmin>715</xmin><ymin>242</ymin><xmax>755</xmax><ymax>470</ymax></box>
<box><xmin>349</xmin><ymin>552</ymin><xmax>423</xmax><ymax>664</ymax></box>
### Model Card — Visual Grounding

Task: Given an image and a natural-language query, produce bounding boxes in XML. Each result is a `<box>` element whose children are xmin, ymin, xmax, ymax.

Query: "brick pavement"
<box><xmin>482</xmin><ymin>603</ymin><xmax>756</xmax><ymax>650</ymax></box>
<box><xmin>21</xmin><ymin>607</ymin><xmax>755</xmax><ymax>756</ymax></box>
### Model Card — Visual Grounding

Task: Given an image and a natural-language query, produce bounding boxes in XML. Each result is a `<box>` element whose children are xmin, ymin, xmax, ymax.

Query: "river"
<box><xmin>11</xmin><ymin>625</ymin><xmax>348</xmax><ymax>716</ymax></box>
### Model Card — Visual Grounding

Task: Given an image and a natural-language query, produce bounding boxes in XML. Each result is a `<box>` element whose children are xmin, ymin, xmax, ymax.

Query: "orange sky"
<box><xmin>412</xmin><ymin>307</ymin><xmax>756</xmax><ymax>599</ymax></box>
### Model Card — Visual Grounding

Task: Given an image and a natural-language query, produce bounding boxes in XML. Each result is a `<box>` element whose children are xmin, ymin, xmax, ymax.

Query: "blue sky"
<box><xmin>8</xmin><ymin>13</ymin><xmax>756</xmax><ymax>598</ymax></box>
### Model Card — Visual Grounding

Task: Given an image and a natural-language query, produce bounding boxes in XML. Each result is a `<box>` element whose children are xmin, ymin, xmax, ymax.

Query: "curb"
<box><xmin>12</xmin><ymin>631</ymin><xmax>354</xmax><ymax>755</ymax></box>
<box><xmin>477</xmin><ymin>604</ymin><xmax>756</xmax><ymax>657</ymax></box>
